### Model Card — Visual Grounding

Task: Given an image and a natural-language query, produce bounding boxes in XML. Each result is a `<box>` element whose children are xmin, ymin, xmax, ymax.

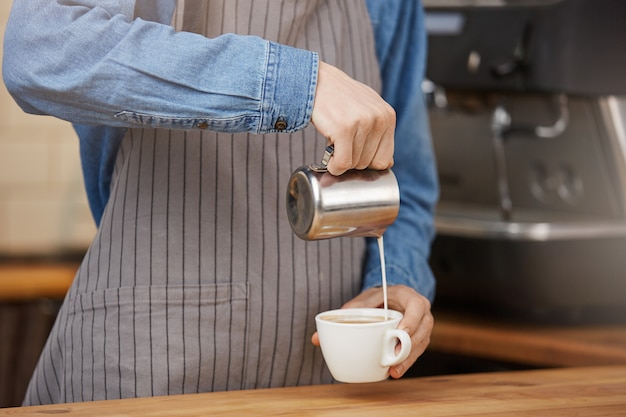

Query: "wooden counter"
<box><xmin>0</xmin><ymin>263</ymin><xmax>77</xmax><ymax>301</ymax></box>
<box><xmin>430</xmin><ymin>309</ymin><xmax>626</xmax><ymax>367</ymax></box>
<box><xmin>1</xmin><ymin>366</ymin><xmax>624</xmax><ymax>416</ymax></box>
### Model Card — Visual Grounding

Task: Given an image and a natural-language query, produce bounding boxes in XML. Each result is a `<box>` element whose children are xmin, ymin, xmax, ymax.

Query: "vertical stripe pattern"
<box><xmin>24</xmin><ymin>0</ymin><xmax>381</xmax><ymax>404</ymax></box>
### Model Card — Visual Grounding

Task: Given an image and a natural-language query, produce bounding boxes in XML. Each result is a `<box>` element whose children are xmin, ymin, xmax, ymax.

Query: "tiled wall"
<box><xmin>0</xmin><ymin>3</ymin><xmax>96</xmax><ymax>256</ymax></box>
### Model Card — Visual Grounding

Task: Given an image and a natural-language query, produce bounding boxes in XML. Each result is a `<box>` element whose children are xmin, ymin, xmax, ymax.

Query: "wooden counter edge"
<box><xmin>429</xmin><ymin>311</ymin><xmax>626</xmax><ymax>367</ymax></box>
<box><xmin>0</xmin><ymin>264</ymin><xmax>77</xmax><ymax>301</ymax></box>
<box><xmin>1</xmin><ymin>365</ymin><xmax>625</xmax><ymax>416</ymax></box>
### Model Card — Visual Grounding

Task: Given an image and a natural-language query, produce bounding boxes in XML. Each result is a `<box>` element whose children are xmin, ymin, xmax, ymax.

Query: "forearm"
<box><xmin>361</xmin><ymin>94</ymin><xmax>438</xmax><ymax>302</ymax></box>
<box><xmin>2</xmin><ymin>0</ymin><xmax>317</xmax><ymax>133</ymax></box>
<box><xmin>363</xmin><ymin>0</ymin><xmax>438</xmax><ymax>301</ymax></box>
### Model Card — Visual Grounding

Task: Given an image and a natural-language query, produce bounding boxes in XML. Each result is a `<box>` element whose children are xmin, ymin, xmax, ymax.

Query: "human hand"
<box><xmin>311</xmin><ymin>285</ymin><xmax>433</xmax><ymax>379</ymax></box>
<box><xmin>311</xmin><ymin>61</ymin><xmax>395</xmax><ymax>176</ymax></box>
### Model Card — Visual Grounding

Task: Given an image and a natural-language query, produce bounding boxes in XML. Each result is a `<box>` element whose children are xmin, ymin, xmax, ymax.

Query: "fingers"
<box><xmin>314</xmin><ymin>285</ymin><xmax>433</xmax><ymax>379</ymax></box>
<box><xmin>340</xmin><ymin>287</ymin><xmax>384</xmax><ymax>309</ymax></box>
<box><xmin>339</xmin><ymin>285</ymin><xmax>434</xmax><ymax>379</ymax></box>
<box><xmin>311</xmin><ymin>61</ymin><xmax>395</xmax><ymax>175</ymax></box>
<box><xmin>390</xmin><ymin>311</ymin><xmax>433</xmax><ymax>379</ymax></box>
<box><xmin>388</xmin><ymin>287</ymin><xmax>433</xmax><ymax>379</ymax></box>
<box><xmin>356</xmin><ymin>105</ymin><xmax>395</xmax><ymax>171</ymax></box>
<box><xmin>311</xmin><ymin>332</ymin><xmax>320</xmax><ymax>347</ymax></box>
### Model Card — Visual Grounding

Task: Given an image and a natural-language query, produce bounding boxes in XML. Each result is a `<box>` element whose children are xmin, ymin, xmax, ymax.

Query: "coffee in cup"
<box><xmin>315</xmin><ymin>308</ymin><xmax>411</xmax><ymax>383</ymax></box>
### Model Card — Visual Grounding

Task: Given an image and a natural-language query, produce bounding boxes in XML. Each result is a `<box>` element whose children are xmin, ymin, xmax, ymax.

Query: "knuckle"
<box><xmin>386</xmin><ymin>104</ymin><xmax>397</xmax><ymax>122</ymax></box>
<box><xmin>345</xmin><ymin>115</ymin><xmax>363</xmax><ymax>132</ymax></box>
<box><xmin>372</xmin><ymin>108</ymin><xmax>389</xmax><ymax>129</ymax></box>
<box><xmin>331</xmin><ymin>154</ymin><xmax>352</xmax><ymax>173</ymax></box>
<box><xmin>369</xmin><ymin>159</ymin><xmax>389</xmax><ymax>170</ymax></box>
<box><xmin>423</xmin><ymin>312</ymin><xmax>434</xmax><ymax>330</ymax></box>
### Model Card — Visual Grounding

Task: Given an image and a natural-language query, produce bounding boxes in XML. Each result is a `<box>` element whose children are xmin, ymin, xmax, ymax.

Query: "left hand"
<box><xmin>311</xmin><ymin>284</ymin><xmax>433</xmax><ymax>379</ymax></box>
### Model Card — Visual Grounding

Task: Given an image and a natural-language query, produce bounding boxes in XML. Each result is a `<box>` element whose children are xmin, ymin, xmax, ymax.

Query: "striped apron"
<box><xmin>24</xmin><ymin>0</ymin><xmax>381</xmax><ymax>404</ymax></box>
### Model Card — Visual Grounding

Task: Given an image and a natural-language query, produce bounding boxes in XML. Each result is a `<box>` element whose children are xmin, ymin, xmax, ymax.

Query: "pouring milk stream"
<box><xmin>286</xmin><ymin>145</ymin><xmax>400</xmax><ymax>316</ymax></box>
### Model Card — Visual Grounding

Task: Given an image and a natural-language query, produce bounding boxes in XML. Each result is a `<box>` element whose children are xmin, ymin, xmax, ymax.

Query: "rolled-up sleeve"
<box><xmin>2</xmin><ymin>0</ymin><xmax>318</xmax><ymax>134</ymax></box>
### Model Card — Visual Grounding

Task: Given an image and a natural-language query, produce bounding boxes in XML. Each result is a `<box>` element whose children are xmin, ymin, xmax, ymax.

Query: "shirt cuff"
<box><xmin>259</xmin><ymin>41</ymin><xmax>318</xmax><ymax>134</ymax></box>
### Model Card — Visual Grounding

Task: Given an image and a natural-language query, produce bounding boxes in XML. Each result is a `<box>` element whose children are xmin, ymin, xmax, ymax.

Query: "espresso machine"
<box><xmin>424</xmin><ymin>0</ymin><xmax>626</xmax><ymax>322</ymax></box>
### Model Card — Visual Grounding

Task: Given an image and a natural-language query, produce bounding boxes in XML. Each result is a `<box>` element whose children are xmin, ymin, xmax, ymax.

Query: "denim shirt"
<box><xmin>3</xmin><ymin>0</ymin><xmax>438</xmax><ymax>301</ymax></box>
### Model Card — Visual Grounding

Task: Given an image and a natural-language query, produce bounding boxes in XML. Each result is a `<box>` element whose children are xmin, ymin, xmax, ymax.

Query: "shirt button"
<box><xmin>274</xmin><ymin>118</ymin><xmax>287</xmax><ymax>131</ymax></box>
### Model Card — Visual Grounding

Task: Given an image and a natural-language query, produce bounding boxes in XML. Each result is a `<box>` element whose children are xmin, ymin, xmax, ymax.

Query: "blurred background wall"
<box><xmin>0</xmin><ymin>2</ymin><xmax>96</xmax><ymax>258</ymax></box>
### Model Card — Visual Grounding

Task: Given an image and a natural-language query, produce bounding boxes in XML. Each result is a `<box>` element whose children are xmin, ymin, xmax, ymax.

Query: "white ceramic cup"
<box><xmin>315</xmin><ymin>308</ymin><xmax>411</xmax><ymax>383</ymax></box>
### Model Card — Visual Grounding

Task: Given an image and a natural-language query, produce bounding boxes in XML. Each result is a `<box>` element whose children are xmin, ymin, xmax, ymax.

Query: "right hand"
<box><xmin>310</xmin><ymin>61</ymin><xmax>396</xmax><ymax>176</ymax></box>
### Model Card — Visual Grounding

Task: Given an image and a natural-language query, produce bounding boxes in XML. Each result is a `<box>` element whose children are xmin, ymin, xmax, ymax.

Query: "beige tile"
<box><xmin>0</xmin><ymin>2</ymin><xmax>12</xmax><ymax>16</ymax></box>
<box><xmin>0</xmin><ymin>201</ymin><xmax>6</xmax><ymax>247</ymax></box>
<box><xmin>0</xmin><ymin>2</ymin><xmax>97</xmax><ymax>255</ymax></box>
<box><xmin>48</xmin><ymin>132</ymin><xmax>84</xmax><ymax>186</ymax></box>
<box><xmin>0</xmin><ymin>138</ymin><xmax>50</xmax><ymax>186</ymax></box>
<box><xmin>2</xmin><ymin>188</ymin><xmax>95</xmax><ymax>255</ymax></box>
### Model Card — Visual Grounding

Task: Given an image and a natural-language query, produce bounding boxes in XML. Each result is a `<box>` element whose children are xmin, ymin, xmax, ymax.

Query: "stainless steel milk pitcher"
<box><xmin>286</xmin><ymin>145</ymin><xmax>400</xmax><ymax>240</ymax></box>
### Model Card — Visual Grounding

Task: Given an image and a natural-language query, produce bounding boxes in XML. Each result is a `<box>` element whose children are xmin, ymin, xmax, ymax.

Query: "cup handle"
<box><xmin>381</xmin><ymin>329</ymin><xmax>411</xmax><ymax>367</ymax></box>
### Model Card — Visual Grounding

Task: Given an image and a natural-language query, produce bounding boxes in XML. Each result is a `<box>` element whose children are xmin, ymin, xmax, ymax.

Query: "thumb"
<box><xmin>311</xmin><ymin>332</ymin><xmax>320</xmax><ymax>346</ymax></box>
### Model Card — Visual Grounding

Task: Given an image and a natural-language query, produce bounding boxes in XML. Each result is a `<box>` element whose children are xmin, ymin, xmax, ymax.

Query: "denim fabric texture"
<box><xmin>3</xmin><ymin>6</ymin><xmax>317</xmax><ymax>134</ymax></box>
